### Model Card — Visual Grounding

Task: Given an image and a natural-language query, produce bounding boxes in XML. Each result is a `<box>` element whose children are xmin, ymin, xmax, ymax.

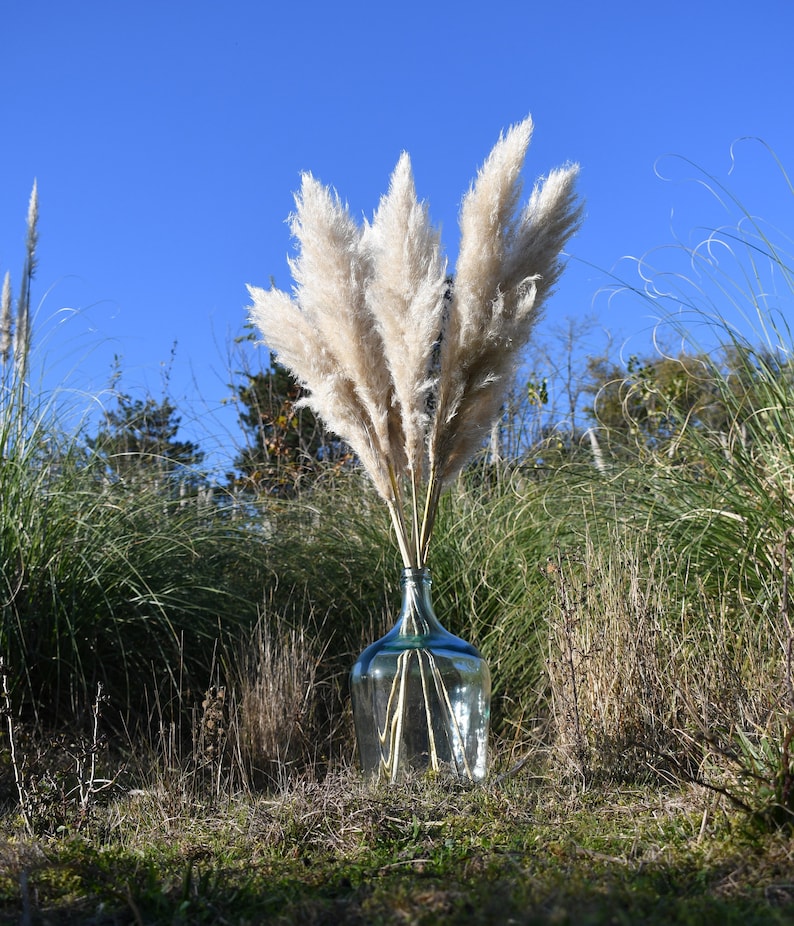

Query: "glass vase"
<box><xmin>350</xmin><ymin>567</ymin><xmax>490</xmax><ymax>782</ymax></box>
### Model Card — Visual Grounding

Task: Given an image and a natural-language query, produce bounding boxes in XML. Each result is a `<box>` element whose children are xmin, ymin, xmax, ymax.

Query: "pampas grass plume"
<box><xmin>1</xmin><ymin>272</ymin><xmax>11</xmax><ymax>366</ymax></box>
<box><xmin>364</xmin><ymin>152</ymin><xmax>448</xmax><ymax>479</ymax></box>
<box><xmin>248</xmin><ymin>116</ymin><xmax>582</xmax><ymax>567</ymax></box>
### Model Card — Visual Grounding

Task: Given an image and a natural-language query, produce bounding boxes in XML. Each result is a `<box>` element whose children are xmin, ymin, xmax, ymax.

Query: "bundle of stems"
<box><xmin>248</xmin><ymin>116</ymin><xmax>582</xmax><ymax>568</ymax></box>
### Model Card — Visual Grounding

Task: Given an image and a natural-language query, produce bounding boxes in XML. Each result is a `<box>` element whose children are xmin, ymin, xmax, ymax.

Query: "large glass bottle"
<box><xmin>350</xmin><ymin>567</ymin><xmax>490</xmax><ymax>782</ymax></box>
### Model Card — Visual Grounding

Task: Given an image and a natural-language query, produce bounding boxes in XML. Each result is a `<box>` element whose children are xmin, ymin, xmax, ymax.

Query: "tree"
<box><xmin>582</xmin><ymin>343</ymin><xmax>789</xmax><ymax>461</ymax></box>
<box><xmin>87</xmin><ymin>391</ymin><xmax>204</xmax><ymax>494</ymax></box>
<box><xmin>231</xmin><ymin>354</ymin><xmax>331</xmax><ymax>496</ymax></box>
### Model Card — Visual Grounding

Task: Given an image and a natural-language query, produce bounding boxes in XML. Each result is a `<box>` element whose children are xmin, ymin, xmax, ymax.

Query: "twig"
<box><xmin>78</xmin><ymin>682</ymin><xmax>104</xmax><ymax>819</ymax></box>
<box><xmin>493</xmin><ymin>754</ymin><xmax>532</xmax><ymax>784</ymax></box>
<box><xmin>1</xmin><ymin>658</ymin><xmax>33</xmax><ymax>835</ymax></box>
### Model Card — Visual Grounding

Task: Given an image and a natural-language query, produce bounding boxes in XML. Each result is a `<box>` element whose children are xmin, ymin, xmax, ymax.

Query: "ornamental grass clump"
<box><xmin>248</xmin><ymin>116</ymin><xmax>582</xmax><ymax>568</ymax></box>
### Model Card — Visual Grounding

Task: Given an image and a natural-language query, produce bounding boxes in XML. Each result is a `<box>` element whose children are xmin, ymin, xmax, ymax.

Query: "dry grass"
<box><xmin>545</xmin><ymin>533</ymin><xmax>787</xmax><ymax>802</ymax></box>
<box><xmin>233</xmin><ymin>603</ymin><xmax>352</xmax><ymax>786</ymax></box>
<box><xmin>3</xmin><ymin>579</ymin><xmax>794</xmax><ymax>924</ymax></box>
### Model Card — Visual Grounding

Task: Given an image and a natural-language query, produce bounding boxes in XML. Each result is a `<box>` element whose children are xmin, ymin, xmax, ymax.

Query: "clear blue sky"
<box><xmin>2</xmin><ymin>0</ymin><xmax>793</xmax><ymax>470</ymax></box>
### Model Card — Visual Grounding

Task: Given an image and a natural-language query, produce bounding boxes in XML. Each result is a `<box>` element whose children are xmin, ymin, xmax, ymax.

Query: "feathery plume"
<box><xmin>428</xmin><ymin>121</ymin><xmax>582</xmax><ymax>496</ymax></box>
<box><xmin>503</xmin><ymin>165</ymin><xmax>583</xmax><ymax>303</ymax></box>
<box><xmin>454</xmin><ymin>117</ymin><xmax>533</xmax><ymax>344</ymax></box>
<box><xmin>290</xmin><ymin>176</ymin><xmax>398</xmax><ymax>466</ymax></box>
<box><xmin>247</xmin><ymin>284</ymin><xmax>394</xmax><ymax>504</ymax></box>
<box><xmin>363</xmin><ymin>153</ymin><xmax>448</xmax><ymax>478</ymax></box>
<box><xmin>14</xmin><ymin>181</ymin><xmax>39</xmax><ymax>382</ymax></box>
<box><xmin>25</xmin><ymin>180</ymin><xmax>39</xmax><ymax>274</ymax></box>
<box><xmin>0</xmin><ymin>272</ymin><xmax>11</xmax><ymax>366</ymax></box>
<box><xmin>248</xmin><ymin>117</ymin><xmax>582</xmax><ymax>568</ymax></box>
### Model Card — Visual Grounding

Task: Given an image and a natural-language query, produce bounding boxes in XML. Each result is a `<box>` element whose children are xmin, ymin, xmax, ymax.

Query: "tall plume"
<box><xmin>248</xmin><ymin>117</ymin><xmax>582</xmax><ymax>567</ymax></box>
<box><xmin>363</xmin><ymin>153</ymin><xmax>447</xmax><ymax>479</ymax></box>
<box><xmin>0</xmin><ymin>272</ymin><xmax>12</xmax><ymax>367</ymax></box>
<box><xmin>429</xmin><ymin>118</ymin><xmax>582</xmax><ymax>487</ymax></box>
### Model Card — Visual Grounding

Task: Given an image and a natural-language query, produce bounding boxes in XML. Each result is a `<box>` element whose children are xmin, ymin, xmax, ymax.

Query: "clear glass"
<box><xmin>350</xmin><ymin>567</ymin><xmax>490</xmax><ymax>782</ymax></box>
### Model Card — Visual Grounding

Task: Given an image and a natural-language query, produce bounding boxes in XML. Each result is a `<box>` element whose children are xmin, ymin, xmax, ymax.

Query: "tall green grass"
<box><xmin>0</xmin><ymin>364</ymin><xmax>270</xmax><ymax>724</ymax></box>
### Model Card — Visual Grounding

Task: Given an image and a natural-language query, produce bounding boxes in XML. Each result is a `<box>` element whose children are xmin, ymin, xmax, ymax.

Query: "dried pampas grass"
<box><xmin>248</xmin><ymin>116</ymin><xmax>582</xmax><ymax>568</ymax></box>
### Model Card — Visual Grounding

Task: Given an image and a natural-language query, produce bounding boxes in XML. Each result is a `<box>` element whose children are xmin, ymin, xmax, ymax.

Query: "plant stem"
<box><xmin>427</xmin><ymin>650</ymin><xmax>473</xmax><ymax>780</ymax></box>
<box><xmin>387</xmin><ymin>464</ymin><xmax>414</xmax><ymax>567</ymax></box>
<box><xmin>1</xmin><ymin>659</ymin><xmax>33</xmax><ymax>835</ymax></box>
<box><xmin>390</xmin><ymin>651</ymin><xmax>410</xmax><ymax>783</ymax></box>
<box><xmin>418</xmin><ymin>468</ymin><xmax>443</xmax><ymax>566</ymax></box>
<box><xmin>375</xmin><ymin>643</ymin><xmax>470</xmax><ymax>781</ymax></box>
<box><xmin>378</xmin><ymin>651</ymin><xmax>407</xmax><ymax>777</ymax></box>
<box><xmin>418</xmin><ymin>651</ymin><xmax>440</xmax><ymax>772</ymax></box>
<box><xmin>410</xmin><ymin>470</ymin><xmax>422</xmax><ymax>568</ymax></box>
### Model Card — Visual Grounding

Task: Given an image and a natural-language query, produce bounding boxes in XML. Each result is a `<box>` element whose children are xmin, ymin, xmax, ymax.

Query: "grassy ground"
<box><xmin>2</xmin><ymin>766</ymin><xmax>794</xmax><ymax>925</ymax></box>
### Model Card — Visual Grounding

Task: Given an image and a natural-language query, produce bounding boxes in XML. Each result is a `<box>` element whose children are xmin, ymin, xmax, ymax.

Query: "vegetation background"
<box><xmin>4</xmin><ymin>167</ymin><xmax>794</xmax><ymax>921</ymax></box>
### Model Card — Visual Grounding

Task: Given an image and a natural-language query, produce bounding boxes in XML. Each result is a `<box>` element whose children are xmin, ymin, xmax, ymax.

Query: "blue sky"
<box><xmin>2</xmin><ymin>0</ymin><xmax>793</xmax><ymax>470</ymax></box>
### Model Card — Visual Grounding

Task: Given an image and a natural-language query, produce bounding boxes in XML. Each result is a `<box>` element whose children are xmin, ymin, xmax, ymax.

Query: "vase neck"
<box><xmin>396</xmin><ymin>567</ymin><xmax>444</xmax><ymax>636</ymax></box>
